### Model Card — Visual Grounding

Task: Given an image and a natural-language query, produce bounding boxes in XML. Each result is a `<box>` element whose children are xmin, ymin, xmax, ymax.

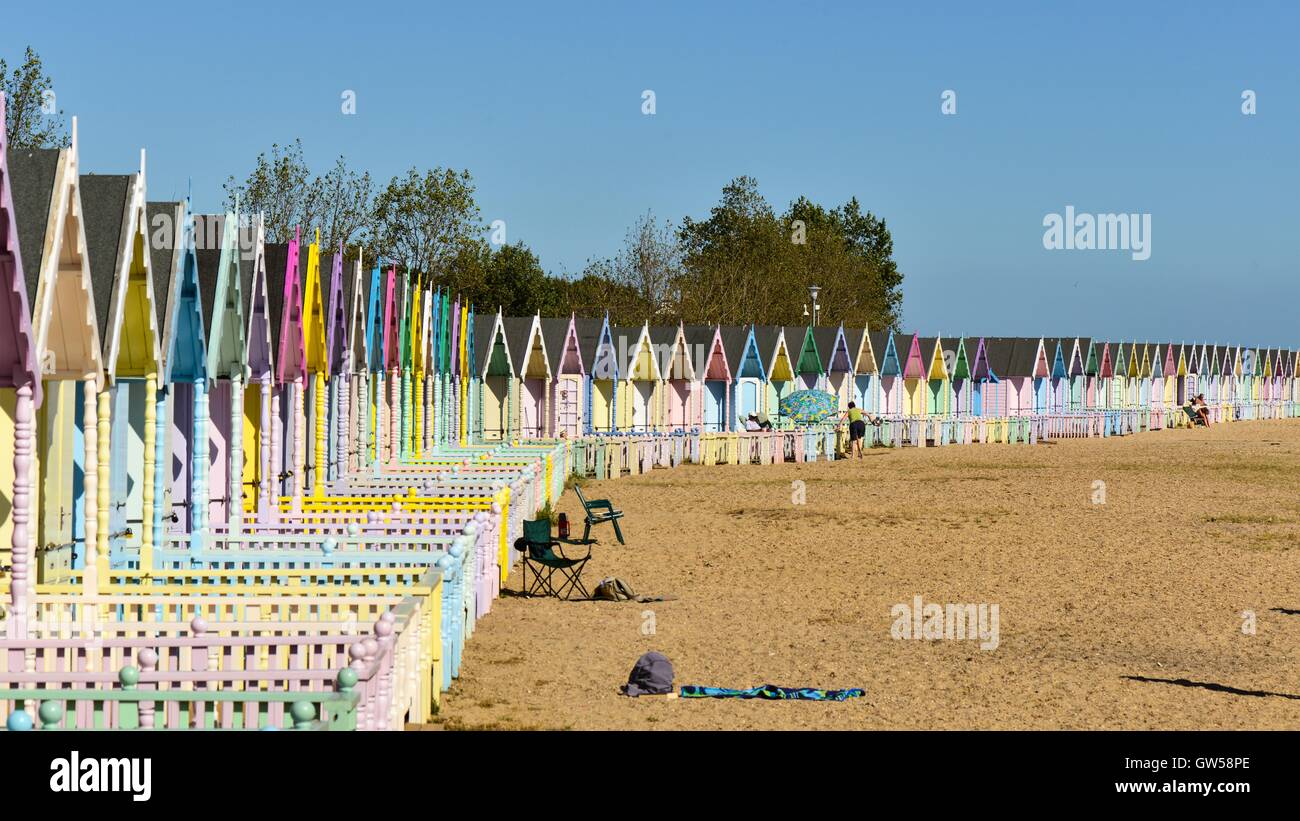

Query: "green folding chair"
<box><xmin>515</xmin><ymin>518</ymin><xmax>592</xmax><ymax>600</ymax></box>
<box><xmin>574</xmin><ymin>486</ymin><xmax>625</xmax><ymax>545</ymax></box>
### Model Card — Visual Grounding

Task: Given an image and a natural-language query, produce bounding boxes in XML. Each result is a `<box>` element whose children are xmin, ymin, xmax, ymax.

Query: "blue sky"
<box><xmin>4</xmin><ymin>1</ymin><xmax>1297</xmax><ymax>343</ymax></box>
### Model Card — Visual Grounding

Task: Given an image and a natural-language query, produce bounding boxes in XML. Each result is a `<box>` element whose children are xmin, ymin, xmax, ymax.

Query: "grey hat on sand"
<box><xmin>621</xmin><ymin>651</ymin><xmax>675</xmax><ymax>697</ymax></box>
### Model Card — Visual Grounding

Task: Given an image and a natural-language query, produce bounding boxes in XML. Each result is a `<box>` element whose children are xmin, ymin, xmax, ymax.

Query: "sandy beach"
<box><xmin>434</xmin><ymin>420</ymin><xmax>1300</xmax><ymax>730</ymax></box>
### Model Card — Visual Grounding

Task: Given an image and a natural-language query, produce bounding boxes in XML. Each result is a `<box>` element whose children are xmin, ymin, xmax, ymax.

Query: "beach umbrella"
<box><xmin>778</xmin><ymin>390</ymin><xmax>839</xmax><ymax>424</ymax></box>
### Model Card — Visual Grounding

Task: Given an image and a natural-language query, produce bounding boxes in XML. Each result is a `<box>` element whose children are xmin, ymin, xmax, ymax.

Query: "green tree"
<box><xmin>370</xmin><ymin>167</ymin><xmax>480</xmax><ymax>277</ymax></box>
<box><xmin>222</xmin><ymin>140</ymin><xmax>315</xmax><ymax>243</ymax></box>
<box><xmin>1</xmin><ymin>46</ymin><xmax>69</xmax><ymax>149</ymax></box>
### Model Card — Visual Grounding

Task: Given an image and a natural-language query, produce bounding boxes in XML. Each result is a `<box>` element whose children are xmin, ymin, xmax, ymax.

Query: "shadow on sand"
<box><xmin>1123</xmin><ymin>675</ymin><xmax>1300</xmax><ymax>701</ymax></box>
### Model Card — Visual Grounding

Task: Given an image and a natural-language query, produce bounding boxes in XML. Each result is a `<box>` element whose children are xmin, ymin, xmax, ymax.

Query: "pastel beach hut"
<box><xmin>81</xmin><ymin>162</ymin><xmax>162</xmax><ymax>569</ymax></box>
<box><xmin>8</xmin><ymin>125</ymin><xmax>105</xmax><ymax>582</ymax></box>
<box><xmin>147</xmin><ymin>197</ymin><xmax>207</xmax><ymax>545</ymax></box>
<box><xmin>0</xmin><ymin>92</ymin><xmax>46</xmax><ymax>605</ymax></box>
<box><xmin>575</xmin><ymin>315</ymin><xmax>616</xmax><ymax>434</ymax></box>
<box><xmin>613</xmin><ymin>322</ymin><xmax>659</xmax><ymax>432</ymax></box>
<box><xmin>967</xmin><ymin>336</ymin><xmax>997</xmax><ymax>416</ymax></box>
<box><xmin>818</xmin><ymin>325</ymin><xmax>853</xmax><ymax>411</ymax></box>
<box><xmin>503</xmin><ymin>315</ymin><xmax>549</xmax><ymax>438</ymax></box>
<box><xmin>1173</xmin><ymin>343</ymin><xmax>1190</xmax><ymax>405</ymax></box>
<box><xmin>1069</xmin><ymin>337</ymin><xmax>1092</xmax><ymax>411</ymax></box>
<box><xmin>239</xmin><ymin>214</ymin><xmax>276</xmax><ymax>517</ymax></box>
<box><xmin>321</xmin><ymin>246</ymin><xmax>351</xmax><ymax>479</ymax></box>
<box><xmin>265</xmin><ymin>234</ymin><xmax>306</xmax><ymax>505</ymax></box>
<box><xmin>1045</xmin><ymin>339</ymin><xmax>1069</xmax><ymax>413</ymax></box>
<box><xmin>1107</xmin><ymin>343</ymin><xmax>1127</xmax><ymax>408</ymax></box>
<box><xmin>300</xmin><ymin>231</ymin><xmax>329</xmax><ymax>491</ymax></box>
<box><xmin>724</xmin><ymin>324</ymin><xmax>765</xmax><ymax>428</ymax></box>
<box><xmin>922</xmin><ymin>336</ymin><xmax>949</xmax><ymax>416</ymax></box>
<box><xmin>650</xmin><ymin>323</ymin><xmax>693</xmax><ymax>432</ymax></box>
<box><xmin>853</xmin><ymin>329</ymin><xmax>884</xmax><ymax>416</ymax></box>
<box><xmin>194</xmin><ymin>212</ymin><xmax>245</xmax><ymax>530</ymax></box>
<box><xmin>874</xmin><ymin>330</ymin><xmax>902</xmax><ymax>416</ymax></box>
<box><xmin>753</xmin><ymin>325</ymin><xmax>793</xmax><ymax>421</ymax></box>
<box><xmin>783</xmin><ymin>325</ymin><xmax>823</xmax><ymax>392</ymax></box>
<box><xmin>1136</xmin><ymin>343</ymin><xmax>1153</xmax><ymax>410</ymax></box>
<box><xmin>1159</xmin><ymin>342</ymin><xmax>1177</xmax><ymax>411</ymax></box>
<box><xmin>1154</xmin><ymin>342</ymin><xmax>1175</xmax><ymax>413</ymax></box>
<box><xmin>684</xmin><ymin>323</ymin><xmax>730</xmax><ymax>431</ymax></box>
<box><xmin>844</xmin><ymin>325</ymin><xmax>876</xmax><ymax>415</ymax></box>
<box><xmin>945</xmin><ymin>337</ymin><xmax>972</xmax><ymax>415</ymax></box>
<box><xmin>474</xmin><ymin>309</ymin><xmax>512</xmax><ymax>441</ymax></box>
<box><xmin>1124</xmin><ymin>342</ymin><xmax>1142</xmax><ymax>408</ymax></box>
<box><xmin>978</xmin><ymin>338</ymin><xmax>1020</xmax><ymax>417</ymax></box>
<box><xmin>361</xmin><ymin>263</ymin><xmax>385</xmax><ymax>462</ymax></box>
<box><xmin>899</xmin><ymin>333</ymin><xmax>927</xmax><ymax>416</ymax></box>
<box><xmin>541</xmin><ymin>314</ymin><xmax>585</xmax><ymax>438</ymax></box>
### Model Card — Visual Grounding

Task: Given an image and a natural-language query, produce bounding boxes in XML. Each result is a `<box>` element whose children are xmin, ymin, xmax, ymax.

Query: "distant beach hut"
<box><xmin>876</xmin><ymin>330</ymin><xmax>903</xmax><ymax>415</ymax></box>
<box><xmin>80</xmin><ymin>161</ymin><xmax>162</xmax><ymax>569</ymax></box>
<box><xmin>849</xmin><ymin>325</ymin><xmax>879</xmax><ymax>416</ymax></box>
<box><xmin>613</xmin><ymin>322</ymin><xmax>658</xmax><ymax>432</ymax></box>
<box><xmin>725</xmin><ymin>324</ymin><xmax>765</xmax><ymax>428</ymax></box>
<box><xmin>650</xmin><ymin>323</ymin><xmax>692</xmax><ymax>431</ymax></box>
<box><xmin>754</xmin><ymin>325</ymin><xmax>794</xmax><ymax>422</ymax></box>
<box><xmin>576</xmin><ymin>315</ymin><xmax>616</xmax><ymax>433</ymax></box>
<box><xmin>784</xmin><ymin>325</ymin><xmax>824</xmax><ymax>392</ymax></box>
<box><xmin>503</xmin><ymin>315</ymin><xmax>550</xmax><ymax>438</ymax></box>
<box><xmin>542</xmin><ymin>314</ymin><xmax>585</xmax><ymax>438</ymax></box>
<box><xmin>9</xmin><ymin>125</ymin><xmax>105</xmax><ymax>579</ymax></box>
<box><xmin>240</xmin><ymin>214</ymin><xmax>274</xmax><ymax>517</ymax></box>
<box><xmin>150</xmin><ymin>198</ymin><xmax>207</xmax><ymax>540</ymax></box>
<box><xmin>684</xmin><ymin>323</ymin><xmax>730</xmax><ymax>431</ymax></box>
<box><xmin>0</xmin><ymin>92</ymin><xmax>43</xmax><ymax>596</ymax></box>
<box><xmin>194</xmin><ymin>211</ymin><xmax>243</xmax><ymax>528</ymax></box>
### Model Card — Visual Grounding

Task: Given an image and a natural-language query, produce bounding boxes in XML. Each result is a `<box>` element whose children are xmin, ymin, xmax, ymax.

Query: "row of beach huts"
<box><xmin>0</xmin><ymin>104</ymin><xmax>1294</xmax><ymax>730</ymax></box>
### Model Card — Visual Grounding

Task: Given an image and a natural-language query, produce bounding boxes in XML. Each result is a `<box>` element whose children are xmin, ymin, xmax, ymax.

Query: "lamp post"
<box><xmin>808</xmin><ymin>285</ymin><xmax>821</xmax><ymax>327</ymax></box>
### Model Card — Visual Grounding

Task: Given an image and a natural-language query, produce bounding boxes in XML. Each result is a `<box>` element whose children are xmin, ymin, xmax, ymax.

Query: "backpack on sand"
<box><xmin>592</xmin><ymin>577</ymin><xmax>637</xmax><ymax>602</ymax></box>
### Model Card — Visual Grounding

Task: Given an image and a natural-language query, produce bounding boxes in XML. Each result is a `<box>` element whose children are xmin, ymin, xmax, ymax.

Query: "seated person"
<box><xmin>754</xmin><ymin>411</ymin><xmax>773</xmax><ymax>430</ymax></box>
<box><xmin>744</xmin><ymin>415</ymin><xmax>761</xmax><ymax>431</ymax></box>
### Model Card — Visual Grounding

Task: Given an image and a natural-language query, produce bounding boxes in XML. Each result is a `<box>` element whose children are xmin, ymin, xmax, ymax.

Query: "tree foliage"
<box><xmin>1</xmin><ymin>46</ymin><xmax>69</xmax><ymax>149</ymax></box>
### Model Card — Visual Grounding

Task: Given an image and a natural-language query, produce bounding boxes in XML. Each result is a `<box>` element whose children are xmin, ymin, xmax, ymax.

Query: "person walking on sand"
<box><xmin>841</xmin><ymin>401</ymin><xmax>869</xmax><ymax>458</ymax></box>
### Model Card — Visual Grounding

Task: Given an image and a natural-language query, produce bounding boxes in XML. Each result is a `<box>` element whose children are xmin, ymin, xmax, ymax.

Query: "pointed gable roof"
<box><xmin>78</xmin><ymin>173</ymin><xmax>130</xmax><ymax>356</ymax></box>
<box><xmin>194</xmin><ymin>212</ymin><xmax>244</xmax><ymax>380</ymax></box>
<box><xmin>150</xmin><ymin>197</ymin><xmax>205</xmax><ymax>383</ymax></box>
<box><xmin>816</xmin><ymin>325</ymin><xmax>848</xmax><ymax>373</ymax></box>
<box><xmin>0</xmin><ymin>92</ymin><xmax>41</xmax><ymax>403</ymax></box>
<box><xmin>901</xmin><ymin>333</ymin><xmax>925</xmax><ymax>378</ymax></box>
<box><xmin>11</xmin><ymin>134</ymin><xmax>102</xmax><ymax>383</ymax></box>
<box><xmin>6</xmin><ymin>146</ymin><xmax>58</xmax><ymax>313</ymax></box>
<box><xmin>241</xmin><ymin>215</ymin><xmax>273</xmax><ymax>381</ymax></box>
<box><xmin>981</xmin><ymin>337</ymin><xmax>1017</xmax><ymax>380</ymax></box>
<box><xmin>877</xmin><ymin>330</ymin><xmax>903</xmax><ymax>376</ymax></box>
<box><xmin>924</xmin><ymin>336</ymin><xmax>948</xmax><ymax>380</ymax></box>
<box><xmin>946</xmin><ymin>337</ymin><xmax>970</xmax><ymax>380</ymax></box>
<box><xmin>323</xmin><ymin>248</ymin><xmax>347</xmax><ymax>376</ymax></box>
<box><xmin>541</xmin><ymin>315</ymin><xmax>584</xmax><ymax>377</ymax></box>
<box><xmin>272</xmin><ymin>230</ymin><xmax>305</xmax><ymax>384</ymax></box>
<box><xmin>302</xmin><ymin>231</ymin><xmax>328</xmax><ymax>376</ymax></box>
<box><xmin>969</xmin><ymin>337</ymin><xmax>994</xmax><ymax>380</ymax></box>
<box><xmin>575</xmin><ymin>315</ymin><xmax>613</xmax><ymax>379</ymax></box>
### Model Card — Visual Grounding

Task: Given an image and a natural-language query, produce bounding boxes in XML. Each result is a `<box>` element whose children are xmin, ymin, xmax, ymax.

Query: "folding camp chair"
<box><xmin>515</xmin><ymin>518</ymin><xmax>592</xmax><ymax>600</ymax></box>
<box><xmin>1183</xmin><ymin>404</ymin><xmax>1208</xmax><ymax>427</ymax></box>
<box><xmin>574</xmin><ymin>486</ymin><xmax>626</xmax><ymax>545</ymax></box>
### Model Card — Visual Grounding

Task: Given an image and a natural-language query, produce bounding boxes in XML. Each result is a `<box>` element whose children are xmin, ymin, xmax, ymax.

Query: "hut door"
<box><xmin>670</xmin><ymin>380</ymin><xmax>689</xmax><ymax>429</ymax></box>
<box><xmin>737</xmin><ymin>379</ymin><xmax>759</xmax><ymax>424</ymax></box>
<box><xmin>556</xmin><ymin>377</ymin><xmax>580</xmax><ymax>437</ymax></box>
<box><xmin>632</xmin><ymin>381</ymin><xmax>652</xmax><ymax>430</ymax></box>
<box><xmin>521</xmin><ymin>378</ymin><xmax>545</xmax><ymax>437</ymax></box>
<box><xmin>484</xmin><ymin>375</ymin><xmax>508</xmax><ymax>440</ymax></box>
<box><xmin>704</xmin><ymin>381</ymin><xmax>725</xmax><ymax>430</ymax></box>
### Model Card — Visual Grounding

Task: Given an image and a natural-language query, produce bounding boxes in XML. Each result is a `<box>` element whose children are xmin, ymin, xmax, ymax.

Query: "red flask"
<box><xmin>557</xmin><ymin>512</ymin><xmax>570</xmax><ymax>539</ymax></box>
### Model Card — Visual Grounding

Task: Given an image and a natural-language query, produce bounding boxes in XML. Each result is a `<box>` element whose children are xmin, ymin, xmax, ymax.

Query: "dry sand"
<box><xmin>434</xmin><ymin>420</ymin><xmax>1300</xmax><ymax>730</ymax></box>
